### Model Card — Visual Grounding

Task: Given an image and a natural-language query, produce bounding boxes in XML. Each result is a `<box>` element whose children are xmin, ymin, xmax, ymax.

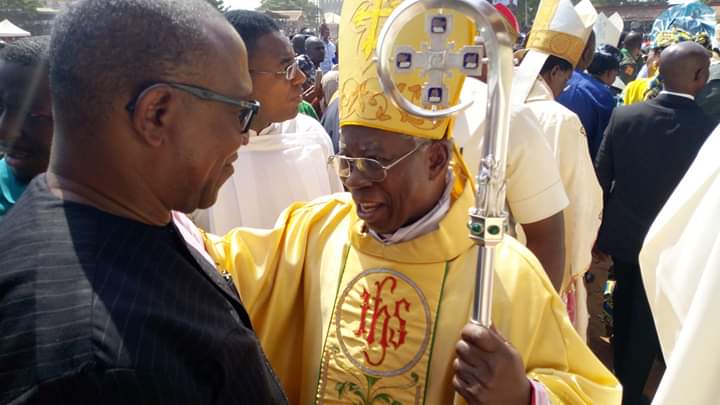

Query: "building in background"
<box><xmin>596</xmin><ymin>1</ymin><xmax>720</xmax><ymax>34</ymax></box>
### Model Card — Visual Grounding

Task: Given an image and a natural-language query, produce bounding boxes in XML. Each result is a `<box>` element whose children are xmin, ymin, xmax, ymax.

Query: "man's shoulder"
<box><xmin>527</xmin><ymin>98</ymin><xmax>582</xmax><ymax>125</ymax></box>
<box><xmin>619</xmin><ymin>48</ymin><xmax>636</xmax><ymax>64</ymax></box>
<box><xmin>0</xmin><ymin>177</ymin><xmax>87</xmax><ymax>257</ymax></box>
<box><xmin>284</xmin><ymin>192</ymin><xmax>353</xmax><ymax>222</ymax></box>
<box><xmin>613</xmin><ymin>100</ymin><xmax>655</xmax><ymax>119</ymax></box>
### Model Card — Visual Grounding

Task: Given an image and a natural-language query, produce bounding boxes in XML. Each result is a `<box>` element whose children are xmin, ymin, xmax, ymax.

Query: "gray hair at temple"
<box><xmin>49</xmin><ymin>0</ymin><xmax>226</xmax><ymax>128</ymax></box>
<box><xmin>0</xmin><ymin>35</ymin><xmax>50</xmax><ymax>66</ymax></box>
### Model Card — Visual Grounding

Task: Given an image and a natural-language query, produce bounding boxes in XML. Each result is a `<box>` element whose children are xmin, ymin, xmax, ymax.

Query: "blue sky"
<box><xmin>225</xmin><ymin>0</ymin><xmax>261</xmax><ymax>10</ymax></box>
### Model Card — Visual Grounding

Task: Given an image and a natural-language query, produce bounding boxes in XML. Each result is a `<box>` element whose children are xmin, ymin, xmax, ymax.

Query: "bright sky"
<box><xmin>225</xmin><ymin>0</ymin><xmax>261</xmax><ymax>10</ymax></box>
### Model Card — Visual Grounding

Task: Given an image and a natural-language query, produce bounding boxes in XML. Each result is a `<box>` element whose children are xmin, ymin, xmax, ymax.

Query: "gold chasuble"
<box><xmin>204</xmin><ymin>180</ymin><xmax>621</xmax><ymax>404</ymax></box>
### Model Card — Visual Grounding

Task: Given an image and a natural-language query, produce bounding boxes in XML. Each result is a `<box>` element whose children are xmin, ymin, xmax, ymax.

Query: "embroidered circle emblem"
<box><xmin>550</xmin><ymin>34</ymin><xmax>571</xmax><ymax>55</ymax></box>
<box><xmin>335</xmin><ymin>268</ymin><xmax>432</xmax><ymax>377</ymax></box>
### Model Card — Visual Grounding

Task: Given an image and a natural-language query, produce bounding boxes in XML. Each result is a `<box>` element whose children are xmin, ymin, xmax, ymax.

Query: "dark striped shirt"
<box><xmin>0</xmin><ymin>176</ymin><xmax>287</xmax><ymax>404</ymax></box>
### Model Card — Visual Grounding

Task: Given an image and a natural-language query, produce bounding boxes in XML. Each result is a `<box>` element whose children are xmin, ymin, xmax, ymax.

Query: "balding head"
<box><xmin>48</xmin><ymin>0</ymin><xmax>257</xmax><ymax>220</ymax></box>
<box><xmin>304</xmin><ymin>35</ymin><xmax>326</xmax><ymax>66</ymax></box>
<box><xmin>623</xmin><ymin>31</ymin><xmax>643</xmax><ymax>51</ymax></box>
<box><xmin>660</xmin><ymin>41</ymin><xmax>710</xmax><ymax>96</ymax></box>
<box><xmin>292</xmin><ymin>34</ymin><xmax>307</xmax><ymax>55</ymax></box>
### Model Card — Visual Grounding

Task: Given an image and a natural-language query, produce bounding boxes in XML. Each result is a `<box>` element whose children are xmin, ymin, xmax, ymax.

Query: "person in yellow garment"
<box><xmin>203</xmin><ymin>1</ymin><xmax>622</xmax><ymax>404</ymax></box>
<box><xmin>623</xmin><ymin>29</ymin><xmax>694</xmax><ymax>105</ymax></box>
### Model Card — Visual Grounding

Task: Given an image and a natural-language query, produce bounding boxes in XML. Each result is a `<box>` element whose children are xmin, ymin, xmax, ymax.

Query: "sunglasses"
<box><xmin>126</xmin><ymin>81</ymin><xmax>260</xmax><ymax>133</ymax></box>
<box><xmin>328</xmin><ymin>142</ymin><xmax>428</xmax><ymax>183</ymax></box>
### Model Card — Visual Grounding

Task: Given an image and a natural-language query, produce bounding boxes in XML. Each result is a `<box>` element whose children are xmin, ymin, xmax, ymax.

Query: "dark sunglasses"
<box><xmin>126</xmin><ymin>81</ymin><xmax>260</xmax><ymax>133</ymax></box>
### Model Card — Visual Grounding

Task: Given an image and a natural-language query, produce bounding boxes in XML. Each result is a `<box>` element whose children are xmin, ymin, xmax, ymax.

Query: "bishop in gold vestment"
<box><xmin>204</xmin><ymin>1</ymin><xmax>621</xmax><ymax>404</ymax></box>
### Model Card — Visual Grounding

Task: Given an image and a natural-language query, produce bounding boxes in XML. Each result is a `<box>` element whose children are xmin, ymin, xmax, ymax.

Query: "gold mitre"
<box><xmin>526</xmin><ymin>0</ymin><xmax>597</xmax><ymax>66</ymax></box>
<box><xmin>511</xmin><ymin>0</ymin><xmax>596</xmax><ymax>105</ymax></box>
<box><xmin>338</xmin><ymin>0</ymin><xmax>474</xmax><ymax>140</ymax></box>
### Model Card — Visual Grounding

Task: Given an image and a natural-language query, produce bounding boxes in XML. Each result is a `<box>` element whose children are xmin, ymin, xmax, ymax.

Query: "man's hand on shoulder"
<box><xmin>453</xmin><ymin>322</ymin><xmax>531</xmax><ymax>405</ymax></box>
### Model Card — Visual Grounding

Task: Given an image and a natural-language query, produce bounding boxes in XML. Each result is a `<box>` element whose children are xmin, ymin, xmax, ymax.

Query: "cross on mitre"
<box><xmin>392</xmin><ymin>13</ymin><xmax>484</xmax><ymax>107</ymax></box>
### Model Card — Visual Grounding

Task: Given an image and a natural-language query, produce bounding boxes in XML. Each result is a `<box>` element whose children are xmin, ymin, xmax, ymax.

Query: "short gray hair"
<box><xmin>50</xmin><ymin>0</ymin><xmax>226</xmax><ymax>128</ymax></box>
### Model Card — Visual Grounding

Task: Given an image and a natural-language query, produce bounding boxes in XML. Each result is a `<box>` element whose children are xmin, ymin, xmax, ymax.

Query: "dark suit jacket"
<box><xmin>595</xmin><ymin>93</ymin><xmax>716</xmax><ymax>263</ymax></box>
<box><xmin>0</xmin><ymin>177</ymin><xmax>287</xmax><ymax>404</ymax></box>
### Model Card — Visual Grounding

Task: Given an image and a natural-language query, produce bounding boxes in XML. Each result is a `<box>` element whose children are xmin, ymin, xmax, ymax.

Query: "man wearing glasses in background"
<box><xmin>0</xmin><ymin>0</ymin><xmax>287</xmax><ymax>403</ymax></box>
<box><xmin>193</xmin><ymin>10</ymin><xmax>341</xmax><ymax>233</ymax></box>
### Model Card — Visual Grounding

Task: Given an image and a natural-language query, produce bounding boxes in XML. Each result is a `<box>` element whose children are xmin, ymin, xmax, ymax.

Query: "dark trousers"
<box><xmin>611</xmin><ymin>259</ymin><xmax>664</xmax><ymax>405</ymax></box>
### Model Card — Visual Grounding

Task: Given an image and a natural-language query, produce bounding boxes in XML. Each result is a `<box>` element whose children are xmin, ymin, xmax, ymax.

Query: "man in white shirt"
<box><xmin>524</xmin><ymin>57</ymin><xmax>603</xmax><ymax>341</ymax></box>
<box><xmin>511</xmin><ymin>0</ymin><xmax>601</xmax><ymax>340</ymax></box>
<box><xmin>318</xmin><ymin>23</ymin><xmax>336</xmax><ymax>73</ymax></box>
<box><xmin>455</xmin><ymin>77</ymin><xmax>569</xmax><ymax>292</ymax></box>
<box><xmin>196</xmin><ymin>11</ymin><xmax>341</xmax><ymax>233</ymax></box>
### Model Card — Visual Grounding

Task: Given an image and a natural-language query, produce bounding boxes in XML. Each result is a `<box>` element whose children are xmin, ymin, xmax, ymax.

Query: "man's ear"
<box><xmin>550</xmin><ymin>65</ymin><xmax>564</xmax><ymax>81</ymax></box>
<box><xmin>427</xmin><ymin>141</ymin><xmax>450</xmax><ymax>180</ymax></box>
<box><xmin>130</xmin><ymin>86</ymin><xmax>176</xmax><ymax>147</ymax></box>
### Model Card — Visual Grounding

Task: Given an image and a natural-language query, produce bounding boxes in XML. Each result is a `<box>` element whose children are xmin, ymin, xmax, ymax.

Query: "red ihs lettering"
<box><xmin>352</xmin><ymin>276</ymin><xmax>411</xmax><ymax>366</ymax></box>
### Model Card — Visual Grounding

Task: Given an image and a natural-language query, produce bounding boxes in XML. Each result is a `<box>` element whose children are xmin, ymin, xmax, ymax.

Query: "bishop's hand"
<box><xmin>453</xmin><ymin>322</ymin><xmax>531</xmax><ymax>405</ymax></box>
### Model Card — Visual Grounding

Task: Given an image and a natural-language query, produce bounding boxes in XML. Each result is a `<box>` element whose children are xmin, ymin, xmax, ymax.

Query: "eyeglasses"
<box><xmin>126</xmin><ymin>82</ymin><xmax>260</xmax><ymax>133</ymax></box>
<box><xmin>328</xmin><ymin>142</ymin><xmax>428</xmax><ymax>183</ymax></box>
<box><xmin>249</xmin><ymin>61</ymin><xmax>302</xmax><ymax>81</ymax></box>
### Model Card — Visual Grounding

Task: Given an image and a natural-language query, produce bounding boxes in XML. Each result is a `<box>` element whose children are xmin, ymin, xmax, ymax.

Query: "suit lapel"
<box><xmin>174</xmin><ymin>223</ymin><xmax>255</xmax><ymax>329</ymax></box>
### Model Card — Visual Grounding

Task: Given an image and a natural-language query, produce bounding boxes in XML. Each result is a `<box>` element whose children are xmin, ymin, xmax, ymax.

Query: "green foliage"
<box><xmin>0</xmin><ymin>0</ymin><xmax>41</xmax><ymax>31</ymax></box>
<box><xmin>335</xmin><ymin>374</ymin><xmax>405</xmax><ymax>405</ymax></box>
<box><xmin>205</xmin><ymin>0</ymin><xmax>228</xmax><ymax>12</ymax></box>
<box><xmin>259</xmin><ymin>0</ymin><xmax>320</xmax><ymax>28</ymax></box>
<box><xmin>0</xmin><ymin>0</ymin><xmax>42</xmax><ymax>15</ymax></box>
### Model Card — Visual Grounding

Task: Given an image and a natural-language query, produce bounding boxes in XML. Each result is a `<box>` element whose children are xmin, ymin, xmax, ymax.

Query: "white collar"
<box><xmin>660</xmin><ymin>90</ymin><xmax>695</xmax><ymax>101</ymax></box>
<box><xmin>249</xmin><ymin>122</ymin><xmax>280</xmax><ymax>137</ymax></box>
<box><xmin>369</xmin><ymin>170</ymin><xmax>454</xmax><ymax>245</ymax></box>
<box><xmin>525</xmin><ymin>76</ymin><xmax>554</xmax><ymax>103</ymax></box>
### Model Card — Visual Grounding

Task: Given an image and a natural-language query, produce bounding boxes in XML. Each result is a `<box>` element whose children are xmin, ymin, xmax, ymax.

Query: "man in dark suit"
<box><xmin>596</xmin><ymin>41</ymin><xmax>715</xmax><ymax>405</ymax></box>
<box><xmin>0</xmin><ymin>0</ymin><xmax>286</xmax><ymax>404</ymax></box>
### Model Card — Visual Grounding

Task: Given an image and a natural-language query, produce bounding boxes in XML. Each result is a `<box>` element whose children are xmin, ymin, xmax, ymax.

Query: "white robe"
<box><xmin>197</xmin><ymin>114</ymin><xmax>342</xmax><ymax>233</ymax></box>
<box><xmin>640</xmin><ymin>124</ymin><xmax>720</xmax><ymax>405</ymax></box>
<box><xmin>524</xmin><ymin>77</ymin><xmax>604</xmax><ymax>340</ymax></box>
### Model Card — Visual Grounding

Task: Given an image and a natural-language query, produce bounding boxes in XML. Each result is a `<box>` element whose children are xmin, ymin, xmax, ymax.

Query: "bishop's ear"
<box><xmin>427</xmin><ymin>140</ymin><xmax>451</xmax><ymax>180</ymax></box>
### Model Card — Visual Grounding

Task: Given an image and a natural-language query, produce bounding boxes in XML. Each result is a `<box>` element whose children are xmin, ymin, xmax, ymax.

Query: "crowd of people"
<box><xmin>0</xmin><ymin>0</ymin><xmax>719</xmax><ymax>404</ymax></box>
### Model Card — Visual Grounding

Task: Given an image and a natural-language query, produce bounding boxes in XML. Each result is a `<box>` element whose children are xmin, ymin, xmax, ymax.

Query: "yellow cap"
<box><xmin>526</xmin><ymin>0</ymin><xmax>597</xmax><ymax>67</ymax></box>
<box><xmin>338</xmin><ymin>0</ymin><xmax>474</xmax><ymax>140</ymax></box>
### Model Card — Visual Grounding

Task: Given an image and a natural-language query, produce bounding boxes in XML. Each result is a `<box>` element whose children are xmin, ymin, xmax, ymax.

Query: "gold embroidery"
<box><xmin>315</xmin><ymin>263</ymin><xmax>442</xmax><ymax>405</ymax></box>
<box><xmin>352</xmin><ymin>0</ymin><xmax>401</xmax><ymax>59</ymax></box>
<box><xmin>340</xmin><ymin>78</ymin><xmax>444</xmax><ymax>132</ymax></box>
<box><xmin>527</xmin><ymin>30</ymin><xmax>586</xmax><ymax>66</ymax></box>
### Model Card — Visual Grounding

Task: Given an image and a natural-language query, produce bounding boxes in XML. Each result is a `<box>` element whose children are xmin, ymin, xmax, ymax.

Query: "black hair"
<box><xmin>540</xmin><ymin>54</ymin><xmax>573</xmax><ymax>74</ymax></box>
<box><xmin>0</xmin><ymin>35</ymin><xmax>50</xmax><ymax>66</ymax></box>
<box><xmin>587</xmin><ymin>45</ymin><xmax>621</xmax><ymax>76</ymax></box>
<box><xmin>224</xmin><ymin>10</ymin><xmax>280</xmax><ymax>56</ymax></box>
<box><xmin>49</xmin><ymin>0</ymin><xmax>225</xmax><ymax>128</ymax></box>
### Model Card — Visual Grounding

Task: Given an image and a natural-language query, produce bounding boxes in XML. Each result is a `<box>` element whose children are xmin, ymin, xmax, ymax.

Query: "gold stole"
<box><xmin>315</xmin><ymin>166</ymin><xmax>471</xmax><ymax>404</ymax></box>
<box><xmin>314</xmin><ymin>246</ymin><xmax>451</xmax><ymax>405</ymax></box>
